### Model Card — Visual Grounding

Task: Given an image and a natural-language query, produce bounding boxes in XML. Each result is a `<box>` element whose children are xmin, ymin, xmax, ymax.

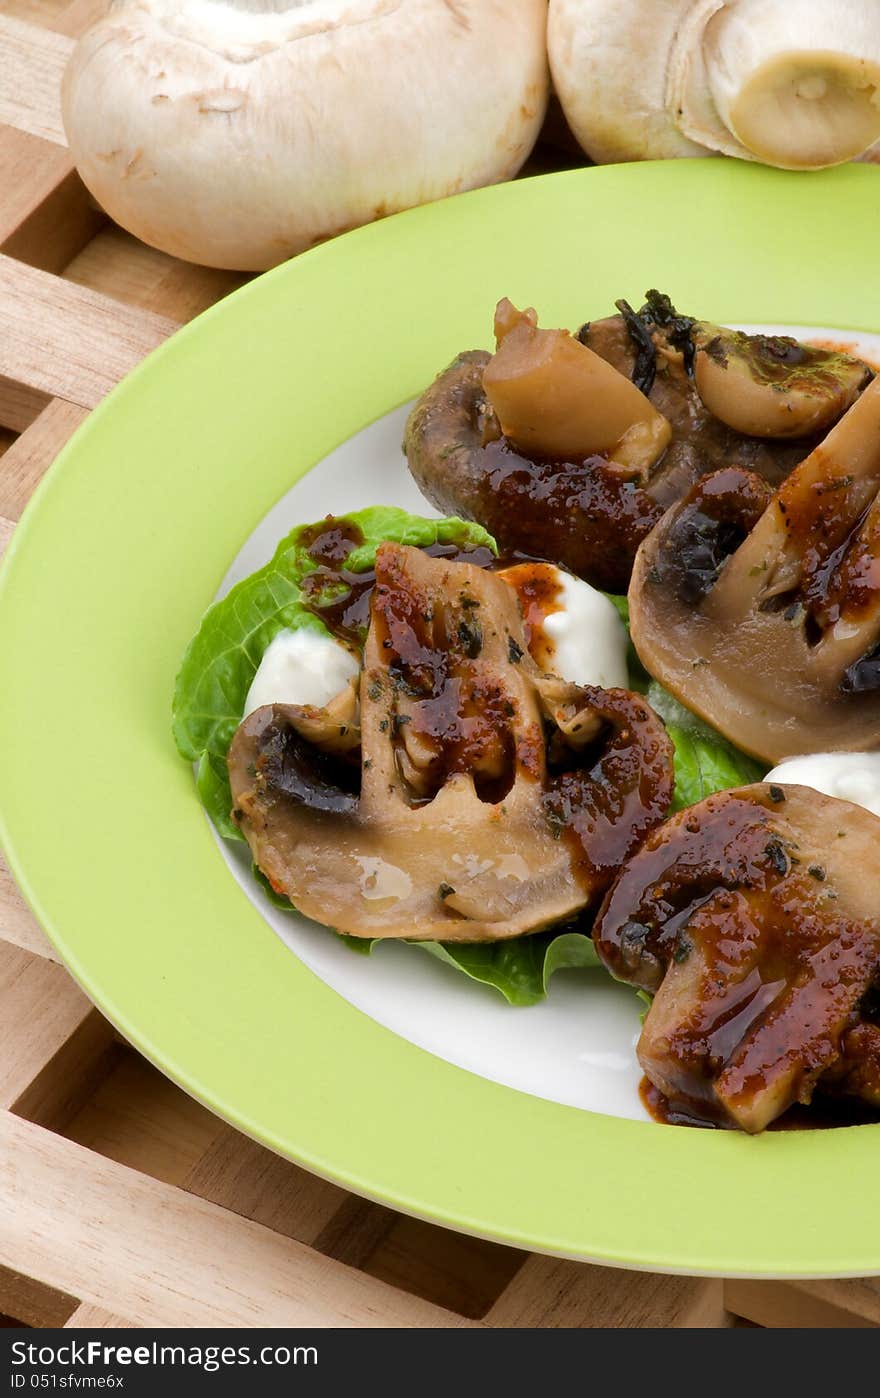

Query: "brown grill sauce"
<box><xmin>300</xmin><ymin>519</ymin><xmax>501</xmax><ymax>647</ymax></box>
<box><xmin>640</xmin><ymin>1076</ymin><xmax>880</xmax><ymax>1130</ymax></box>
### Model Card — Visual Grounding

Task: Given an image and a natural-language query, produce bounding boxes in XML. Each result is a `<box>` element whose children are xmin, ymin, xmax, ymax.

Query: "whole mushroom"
<box><xmin>61</xmin><ymin>0</ymin><xmax>549</xmax><ymax>270</ymax></box>
<box><xmin>549</xmin><ymin>0</ymin><xmax>880</xmax><ymax>169</ymax></box>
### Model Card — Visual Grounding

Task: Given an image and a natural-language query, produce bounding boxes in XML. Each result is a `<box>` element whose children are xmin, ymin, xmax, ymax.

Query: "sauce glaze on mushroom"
<box><xmin>228</xmin><ymin>542</ymin><xmax>674</xmax><ymax>942</ymax></box>
<box><xmin>593</xmin><ymin>784</ymin><xmax>880</xmax><ymax>1132</ymax></box>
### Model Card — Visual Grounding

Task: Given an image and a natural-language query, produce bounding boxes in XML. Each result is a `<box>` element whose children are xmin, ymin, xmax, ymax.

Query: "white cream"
<box><xmin>243</xmin><ymin>627</ymin><xmax>359</xmax><ymax>719</ymax></box>
<box><xmin>541</xmin><ymin>570</ymin><xmax>629</xmax><ymax>688</ymax></box>
<box><xmin>500</xmin><ymin>563</ymin><xmax>629</xmax><ymax>689</ymax></box>
<box><xmin>765</xmin><ymin>752</ymin><xmax>880</xmax><ymax>819</ymax></box>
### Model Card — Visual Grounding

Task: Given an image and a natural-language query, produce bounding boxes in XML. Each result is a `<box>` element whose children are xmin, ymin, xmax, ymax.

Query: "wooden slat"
<box><xmin>51</xmin><ymin>0</ymin><xmax>108</xmax><ymax>40</ymax></box>
<box><xmin>0</xmin><ymin>1113</ymin><xmax>481</xmax><ymax>1328</ymax></box>
<box><xmin>790</xmin><ymin>1277</ymin><xmax>880</xmax><ymax>1326</ymax></box>
<box><xmin>65</xmin><ymin>224</ymin><xmax>246</xmax><ymax>321</ymax></box>
<box><xmin>0</xmin><ymin>372</ymin><xmax>50</xmax><ymax>432</ymax></box>
<box><xmin>361</xmin><ymin>1215</ymin><xmax>525</xmax><ymax>1321</ymax></box>
<box><xmin>0</xmin><ymin>396</ymin><xmax>87</xmax><ymax>520</ymax></box>
<box><xmin>486</xmin><ymin>1255</ymin><xmax>730</xmax><ymax>1329</ymax></box>
<box><xmin>0</xmin><ymin>125</ymin><xmax>103</xmax><ymax>272</ymax></box>
<box><xmin>183</xmin><ymin>1127</ymin><xmax>348</xmax><ymax>1245</ymax></box>
<box><xmin>0</xmin><ymin>15</ymin><xmax>73</xmax><ymax>146</ymax></box>
<box><xmin>0</xmin><ymin>854</ymin><xmax>57</xmax><ymax>960</ymax></box>
<box><xmin>0</xmin><ymin>1263</ymin><xmax>78</xmax><ymax>1328</ymax></box>
<box><xmin>0</xmin><ymin>943</ymin><xmax>96</xmax><ymax>1111</ymax></box>
<box><xmin>62</xmin><ymin>1050</ymin><xmax>225</xmax><ymax>1187</ymax></box>
<box><xmin>51</xmin><ymin>0</ymin><xmax>107</xmax><ymax>38</ymax></box>
<box><xmin>65</xmin><ymin>1303</ymin><xmax>134</xmax><ymax>1329</ymax></box>
<box><xmin>726</xmin><ymin>1279</ymin><xmax>878</xmax><ymax>1329</ymax></box>
<box><xmin>0</xmin><ymin>514</ymin><xmax>14</xmax><ymax>560</ymax></box>
<box><xmin>0</xmin><ymin>254</ymin><xmax>177</xmax><ymax>411</ymax></box>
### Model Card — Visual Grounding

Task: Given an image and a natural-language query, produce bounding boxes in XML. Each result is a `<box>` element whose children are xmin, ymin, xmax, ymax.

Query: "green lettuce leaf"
<box><xmin>172</xmin><ymin>507</ymin><xmax>495</xmax><ymax>840</ymax></box>
<box><xmin>420</xmin><ymin>927</ymin><xmax>601</xmax><ymax>1007</ymax></box>
<box><xmin>646</xmin><ymin>681</ymin><xmax>766</xmax><ymax>810</ymax></box>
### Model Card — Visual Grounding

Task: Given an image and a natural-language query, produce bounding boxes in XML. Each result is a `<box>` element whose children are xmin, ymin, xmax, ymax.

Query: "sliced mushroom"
<box><xmin>404</xmin><ymin>293</ymin><xmax>867</xmax><ymax>592</ymax></box>
<box><xmin>629</xmin><ymin>377</ymin><xmax>880</xmax><ymax>762</ymax></box>
<box><xmin>692</xmin><ymin>322</ymin><xmax>872</xmax><ymax>438</ymax></box>
<box><xmin>229</xmin><ymin>542</ymin><xmax>674</xmax><ymax>941</ymax></box>
<box><xmin>593</xmin><ymin>784</ymin><xmax>880</xmax><ymax>1132</ymax></box>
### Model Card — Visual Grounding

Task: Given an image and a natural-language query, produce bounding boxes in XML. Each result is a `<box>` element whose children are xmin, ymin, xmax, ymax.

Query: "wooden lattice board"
<box><xmin>1</xmin><ymin>2</ymin><xmax>879</xmax><ymax>1330</ymax></box>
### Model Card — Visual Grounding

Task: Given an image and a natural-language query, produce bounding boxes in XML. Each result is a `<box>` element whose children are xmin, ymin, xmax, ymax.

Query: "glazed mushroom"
<box><xmin>692</xmin><ymin>322</ymin><xmax>872</xmax><ymax>438</ymax></box>
<box><xmin>404</xmin><ymin>293</ymin><xmax>869</xmax><ymax>591</ymax></box>
<box><xmin>629</xmin><ymin>376</ymin><xmax>880</xmax><ymax>762</ymax></box>
<box><xmin>228</xmin><ymin>542</ymin><xmax>674</xmax><ymax>940</ymax></box>
<box><xmin>61</xmin><ymin>0</ymin><xmax>548</xmax><ymax>270</ymax></box>
<box><xmin>593</xmin><ymin>784</ymin><xmax>880</xmax><ymax>1132</ymax></box>
<box><xmin>549</xmin><ymin>0</ymin><xmax>880</xmax><ymax>169</ymax></box>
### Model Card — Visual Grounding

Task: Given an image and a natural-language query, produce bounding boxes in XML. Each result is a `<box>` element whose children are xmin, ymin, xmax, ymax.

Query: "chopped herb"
<box><xmin>508</xmin><ymin>636</ymin><xmax>524</xmax><ymax>663</ymax></box>
<box><xmin>458</xmin><ymin>618</ymin><xmax>483</xmax><ymax>658</ymax></box>
<box><xmin>768</xmin><ymin>785</ymin><xmax>785</xmax><ymax>803</ymax></box>
<box><xmin>368</xmin><ymin>682</ymin><xmax>382</xmax><ymax>702</ymax></box>
<box><xmin>393</xmin><ymin>713</ymin><xmax>410</xmax><ymax>729</ymax></box>
<box><xmin>673</xmin><ymin>935</ymin><xmax>692</xmax><ymax>965</ymax></box>
<box><xmin>379</xmin><ymin>719</ymin><xmax>389</xmax><ymax>732</ymax></box>
<box><xmin>764</xmin><ymin>840</ymin><xmax>789</xmax><ymax>876</ymax></box>
<box><xmin>438</xmin><ymin>883</ymin><xmax>455</xmax><ymax>900</ymax></box>
<box><xmin>808</xmin><ymin>865</ymin><xmax>826</xmax><ymax>882</ymax></box>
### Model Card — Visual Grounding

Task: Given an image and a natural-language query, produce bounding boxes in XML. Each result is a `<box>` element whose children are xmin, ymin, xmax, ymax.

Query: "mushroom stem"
<box><xmin>701</xmin><ymin>0</ymin><xmax>880</xmax><ymax>169</ymax></box>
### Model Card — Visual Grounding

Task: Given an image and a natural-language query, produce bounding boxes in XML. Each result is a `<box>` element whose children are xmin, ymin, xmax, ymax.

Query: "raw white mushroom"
<box><xmin>62</xmin><ymin>0</ymin><xmax>549</xmax><ymax>271</ymax></box>
<box><xmin>549</xmin><ymin>0</ymin><xmax>880</xmax><ymax>169</ymax></box>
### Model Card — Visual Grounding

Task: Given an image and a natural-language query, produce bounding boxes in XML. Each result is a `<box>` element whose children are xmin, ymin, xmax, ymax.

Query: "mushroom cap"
<box><xmin>548</xmin><ymin>0</ymin><xmax>707</xmax><ymax>163</ymax></box>
<box><xmin>228</xmin><ymin>541</ymin><xmax>674</xmax><ymax>940</ymax></box>
<box><xmin>593</xmin><ymin>783</ymin><xmax>880</xmax><ymax>1132</ymax></box>
<box><xmin>62</xmin><ymin>0</ymin><xmax>549</xmax><ymax>270</ymax></box>
<box><xmin>629</xmin><ymin>377</ymin><xmax>880</xmax><ymax>762</ymax></box>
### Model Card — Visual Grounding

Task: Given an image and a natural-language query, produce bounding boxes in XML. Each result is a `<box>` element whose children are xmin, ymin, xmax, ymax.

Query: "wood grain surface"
<box><xmin>0</xmin><ymin>0</ymin><xmax>877</xmax><ymax>1330</ymax></box>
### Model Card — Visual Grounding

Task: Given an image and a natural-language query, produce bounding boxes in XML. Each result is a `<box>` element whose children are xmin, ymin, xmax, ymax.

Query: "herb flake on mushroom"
<box><xmin>549</xmin><ymin>0</ymin><xmax>880</xmax><ymax>170</ymax></box>
<box><xmin>228</xmin><ymin>541</ymin><xmax>674</xmax><ymax>940</ymax></box>
<box><xmin>61</xmin><ymin>0</ymin><xmax>549</xmax><ymax>271</ymax></box>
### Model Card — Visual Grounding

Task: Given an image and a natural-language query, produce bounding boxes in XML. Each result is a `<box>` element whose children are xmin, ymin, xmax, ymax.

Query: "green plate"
<box><xmin>2</xmin><ymin>160</ymin><xmax>879</xmax><ymax>1278</ymax></box>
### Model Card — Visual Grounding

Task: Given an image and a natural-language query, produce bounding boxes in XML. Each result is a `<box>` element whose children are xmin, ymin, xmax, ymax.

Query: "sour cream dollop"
<box><xmin>499</xmin><ymin>562</ymin><xmax>629</xmax><ymax>689</ymax></box>
<box><xmin>243</xmin><ymin>627</ymin><xmax>359</xmax><ymax>719</ymax></box>
<box><xmin>764</xmin><ymin>753</ymin><xmax>880</xmax><ymax>819</ymax></box>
